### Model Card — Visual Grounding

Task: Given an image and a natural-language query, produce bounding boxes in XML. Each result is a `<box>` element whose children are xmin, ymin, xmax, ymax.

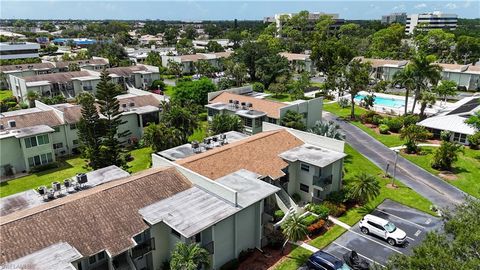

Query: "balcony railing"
<box><xmin>313</xmin><ymin>175</ymin><xmax>333</xmax><ymax>188</ymax></box>
<box><xmin>131</xmin><ymin>238</ymin><xmax>155</xmax><ymax>259</ymax></box>
<box><xmin>202</xmin><ymin>241</ymin><xmax>214</xmax><ymax>255</ymax></box>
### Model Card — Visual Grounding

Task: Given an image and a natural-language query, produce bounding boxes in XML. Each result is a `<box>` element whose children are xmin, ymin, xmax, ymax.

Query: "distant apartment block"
<box><xmin>405</xmin><ymin>12</ymin><xmax>457</xmax><ymax>34</ymax></box>
<box><xmin>192</xmin><ymin>39</ymin><xmax>234</xmax><ymax>50</ymax></box>
<box><xmin>162</xmin><ymin>51</ymin><xmax>233</xmax><ymax>74</ymax></box>
<box><xmin>356</xmin><ymin>57</ymin><xmax>480</xmax><ymax>91</ymax></box>
<box><xmin>273</xmin><ymin>12</ymin><xmax>344</xmax><ymax>37</ymax></box>
<box><xmin>279</xmin><ymin>52</ymin><xmax>316</xmax><ymax>73</ymax></box>
<box><xmin>0</xmin><ymin>90</ymin><xmax>163</xmax><ymax>177</ymax></box>
<box><xmin>0</xmin><ymin>42</ymin><xmax>40</xmax><ymax>60</ymax></box>
<box><xmin>206</xmin><ymin>86</ymin><xmax>323</xmax><ymax>134</ymax></box>
<box><xmin>52</xmin><ymin>38</ymin><xmax>97</xmax><ymax>48</ymax></box>
<box><xmin>381</xmin><ymin>12</ymin><xmax>407</xmax><ymax>24</ymax></box>
<box><xmin>8</xmin><ymin>64</ymin><xmax>160</xmax><ymax>101</ymax></box>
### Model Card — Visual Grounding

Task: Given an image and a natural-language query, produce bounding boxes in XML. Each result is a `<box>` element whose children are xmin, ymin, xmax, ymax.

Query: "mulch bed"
<box><xmin>237</xmin><ymin>245</ymin><xmax>292</xmax><ymax>270</ymax></box>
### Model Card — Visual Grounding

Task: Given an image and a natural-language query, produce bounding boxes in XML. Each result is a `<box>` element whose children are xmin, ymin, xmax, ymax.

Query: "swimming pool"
<box><xmin>355</xmin><ymin>94</ymin><xmax>405</xmax><ymax>108</ymax></box>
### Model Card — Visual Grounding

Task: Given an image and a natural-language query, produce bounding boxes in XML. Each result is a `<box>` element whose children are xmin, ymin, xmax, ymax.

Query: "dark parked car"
<box><xmin>306</xmin><ymin>251</ymin><xmax>352</xmax><ymax>270</ymax></box>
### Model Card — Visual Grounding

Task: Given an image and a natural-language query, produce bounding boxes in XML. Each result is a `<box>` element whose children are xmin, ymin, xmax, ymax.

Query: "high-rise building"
<box><xmin>405</xmin><ymin>12</ymin><xmax>458</xmax><ymax>34</ymax></box>
<box><xmin>381</xmin><ymin>13</ymin><xmax>407</xmax><ymax>24</ymax></box>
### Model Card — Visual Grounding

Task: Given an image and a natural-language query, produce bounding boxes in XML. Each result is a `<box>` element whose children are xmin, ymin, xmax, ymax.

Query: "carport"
<box><xmin>323</xmin><ymin>199</ymin><xmax>443</xmax><ymax>267</ymax></box>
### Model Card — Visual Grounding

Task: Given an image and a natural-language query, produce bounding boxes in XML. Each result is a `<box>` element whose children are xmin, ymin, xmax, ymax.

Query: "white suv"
<box><xmin>358</xmin><ymin>214</ymin><xmax>407</xmax><ymax>246</ymax></box>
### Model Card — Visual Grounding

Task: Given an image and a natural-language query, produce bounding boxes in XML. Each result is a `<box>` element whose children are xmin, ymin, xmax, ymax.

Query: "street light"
<box><xmin>392</xmin><ymin>149</ymin><xmax>399</xmax><ymax>187</ymax></box>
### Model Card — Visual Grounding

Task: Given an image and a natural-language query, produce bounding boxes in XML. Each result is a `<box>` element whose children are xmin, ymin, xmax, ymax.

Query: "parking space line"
<box><xmin>406</xmin><ymin>236</ymin><xmax>415</xmax><ymax>241</ymax></box>
<box><xmin>348</xmin><ymin>229</ymin><xmax>404</xmax><ymax>254</ymax></box>
<box><xmin>375</xmin><ymin>209</ymin><xmax>426</xmax><ymax>229</ymax></box>
<box><xmin>414</xmin><ymin>230</ymin><xmax>422</xmax><ymax>237</ymax></box>
<box><xmin>331</xmin><ymin>242</ymin><xmax>386</xmax><ymax>268</ymax></box>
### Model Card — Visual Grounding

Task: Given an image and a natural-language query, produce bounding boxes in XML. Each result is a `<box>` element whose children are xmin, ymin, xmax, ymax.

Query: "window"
<box><xmin>70</xmin><ymin>124</ymin><xmax>77</xmax><ymax>130</ymax></box>
<box><xmin>195</xmin><ymin>233</ymin><xmax>201</xmax><ymax>243</ymax></box>
<box><xmin>53</xmin><ymin>143</ymin><xmax>63</xmax><ymax>149</ymax></box>
<box><xmin>171</xmin><ymin>229</ymin><xmax>181</xmax><ymax>238</ymax></box>
<box><xmin>46</xmin><ymin>153</ymin><xmax>53</xmax><ymax>162</ymax></box>
<box><xmin>24</xmin><ymin>137</ymin><xmax>37</xmax><ymax>148</ymax></box>
<box><xmin>255</xmin><ymin>117</ymin><xmax>262</xmax><ymax>127</ymax></box>
<box><xmin>54</xmin><ymin>126</ymin><xmax>60</xmax><ymax>132</ymax></box>
<box><xmin>97</xmin><ymin>251</ymin><xmax>105</xmax><ymax>260</ymax></box>
<box><xmin>89</xmin><ymin>255</ymin><xmax>96</xmax><ymax>264</ymax></box>
<box><xmin>28</xmin><ymin>153</ymin><xmax>53</xmax><ymax>167</ymax></box>
<box><xmin>207</xmin><ymin>108</ymin><xmax>218</xmax><ymax>117</ymax></box>
<box><xmin>36</xmin><ymin>135</ymin><xmax>49</xmax><ymax>145</ymax></box>
<box><xmin>34</xmin><ymin>155</ymin><xmax>41</xmax><ymax>166</ymax></box>
<box><xmin>243</xmin><ymin>117</ymin><xmax>252</xmax><ymax>127</ymax></box>
<box><xmin>300</xmin><ymin>163</ymin><xmax>310</xmax><ymax>172</ymax></box>
<box><xmin>268</xmin><ymin>117</ymin><xmax>277</xmax><ymax>124</ymax></box>
<box><xmin>300</xmin><ymin>183</ymin><xmax>309</xmax><ymax>193</ymax></box>
<box><xmin>73</xmin><ymin>140</ymin><xmax>79</xmax><ymax>145</ymax></box>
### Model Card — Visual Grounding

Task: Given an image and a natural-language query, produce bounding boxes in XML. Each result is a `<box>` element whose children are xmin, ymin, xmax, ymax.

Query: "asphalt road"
<box><xmin>323</xmin><ymin>112</ymin><xmax>468</xmax><ymax>209</ymax></box>
<box><xmin>322</xmin><ymin>200</ymin><xmax>443</xmax><ymax>267</ymax></box>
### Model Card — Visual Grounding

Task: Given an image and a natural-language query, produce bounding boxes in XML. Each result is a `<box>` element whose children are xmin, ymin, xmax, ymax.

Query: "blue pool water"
<box><xmin>355</xmin><ymin>94</ymin><xmax>404</xmax><ymax>108</ymax></box>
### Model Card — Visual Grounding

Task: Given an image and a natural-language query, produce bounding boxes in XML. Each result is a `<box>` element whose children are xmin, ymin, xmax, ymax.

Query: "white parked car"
<box><xmin>358</xmin><ymin>214</ymin><xmax>407</xmax><ymax>246</ymax></box>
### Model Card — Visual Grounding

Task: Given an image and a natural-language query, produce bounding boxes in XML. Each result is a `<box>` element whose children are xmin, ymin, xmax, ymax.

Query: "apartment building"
<box><xmin>0</xmin><ymin>90</ymin><xmax>163</xmax><ymax>177</ymax></box>
<box><xmin>162</xmin><ymin>51</ymin><xmax>233</xmax><ymax>74</ymax></box>
<box><xmin>356</xmin><ymin>57</ymin><xmax>480</xmax><ymax>91</ymax></box>
<box><xmin>0</xmin><ymin>163</ymin><xmax>279</xmax><ymax>269</ymax></box>
<box><xmin>55</xmin><ymin>58</ymin><xmax>109</xmax><ymax>72</ymax></box>
<box><xmin>279</xmin><ymin>52</ymin><xmax>316</xmax><ymax>73</ymax></box>
<box><xmin>206</xmin><ymin>86</ymin><xmax>323</xmax><ymax>134</ymax></box>
<box><xmin>8</xmin><ymin>64</ymin><xmax>160</xmax><ymax>101</ymax></box>
<box><xmin>381</xmin><ymin>12</ymin><xmax>407</xmax><ymax>24</ymax></box>
<box><xmin>156</xmin><ymin>124</ymin><xmax>346</xmax><ymax>207</ymax></box>
<box><xmin>405</xmin><ymin>12</ymin><xmax>458</xmax><ymax>34</ymax></box>
<box><xmin>0</xmin><ymin>42</ymin><xmax>40</xmax><ymax>60</ymax></box>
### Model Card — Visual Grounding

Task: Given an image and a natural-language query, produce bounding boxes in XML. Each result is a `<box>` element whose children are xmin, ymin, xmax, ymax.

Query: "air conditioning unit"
<box><xmin>7</xmin><ymin>120</ymin><xmax>16</xmax><ymax>128</ymax></box>
<box><xmin>76</xmin><ymin>173</ymin><xmax>88</xmax><ymax>184</ymax></box>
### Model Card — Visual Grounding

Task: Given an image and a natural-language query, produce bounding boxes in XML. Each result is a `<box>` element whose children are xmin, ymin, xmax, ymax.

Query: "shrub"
<box><xmin>220</xmin><ymin>259</ymin><xmax>239</xmax><ymax>270</ymax></box>
<box><xmin>150</xmin><ymin>79</ymin><xmax>165</xmax><ymax>91</ymax></box>
<box><xmin>338</xmin><ymin>98</ymin><xmax>350</xmax><ymax>108</ymax></box>
<box><xmin>326</xmin><ymin>190</ymin><xmax>348</xmax><ymax>204</ymax></box>
<box><xmin>124</xmin><ymin>153</ymin><xmax>134</xmax><ymax>162</ymax></box>
<box><xmin>372</xmin><ymin>114</ymin><xmax>384</xmax><ymax>126</ymax></box>
<box><xmin>198</xmin><ymin>112</ymin><xmax>207</xmax><ymax>121</ymax></box>
<box><xmin>440</xmin><ymin>130</ymin><xmax>452</xmax><ymax>142</ymax></box>
<box><xmin>360</xmin><ymin>111</ymin><xmax>378</xmax><ymax>124</ymax></box>
<box><xmin>467</xmin><ymin>132</ymin><xmax>480</xmax><ymax>149</ymax></box>
<box><xmin>384</xmin><ymin>117</ymin><xmax>403</xmax><ymax>133</ymax></box>
<box><xmin>303</xmin><ymin>214</ymin><xmax>319</xmax><ymax>226</ymax></box>
<box><xmin>252</xmin><ymin>82</ymin><xmax>265</xmax><ymax>93</ymax></box>
<box><xmin>30</xmin><ymin>162</ymin><xmax>59</xmax><ymax>173</ymax></box>
<box><xmin>323</xmin><ymin>201</ymin><xmax>346</xmax><ymax>217</ymax></box>
<box><xmin>274</xmin><ymin>210</ymin><xmax>285</xmax><ymax>221</ymax></box>
<box><xmin>401</xmin><ymin>114</ymin><xmax>420</xmax><ymax>127</ymax></box>
<box><xmin>307</xmin><ymin>219</ymin><xmax>326</xmax><ymax>233</ymax></box>
<box><xmin>291</xmin><ymin>193</ymin><xmax>301</xmax><ymax>203</ymax></box>
<box><xmin>379</xmin><ymin>124</ymin><xmax>390</xmax><ymax>134</ymax></box>
<box><xmin>309</xmin><ymin>204</ymin><xmax>330</xmax><ymax>220</ymax></box>
<box><xmin>267</xmin><ymin>229</ymin><xmax>284</xmax><ymax>249</ymax></box>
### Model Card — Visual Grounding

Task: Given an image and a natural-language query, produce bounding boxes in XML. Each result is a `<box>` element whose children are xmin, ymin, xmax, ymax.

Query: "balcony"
<box><xmin>131</xmin><ymin>238</ymin><xmax>155</xmax><ymax>259</ymax></box>
<box><xmin>83</xmin><ymin>85</ymin><xmax>93</xmax><ymax>91</ymax></box>
<box><xmin>313</xmin><ymin>175</ymin><xmax>333</xmax><ymax>189</ymax></box>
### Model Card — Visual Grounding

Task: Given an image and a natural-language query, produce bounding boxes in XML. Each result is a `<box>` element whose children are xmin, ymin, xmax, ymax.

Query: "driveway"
<box><xmin>323</xmin><ymin>112</ymin><xmax>467</xmax><ymax>208</ymax></box>
<box><xmin>322</xmin><ymin>200</ymin><xmax>443</xmax><ymax>267</ymax></box>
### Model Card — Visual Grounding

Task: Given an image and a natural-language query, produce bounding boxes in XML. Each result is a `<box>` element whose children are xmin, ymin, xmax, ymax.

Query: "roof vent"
<box><xmin>246</xmin><ymin>102</ymin><xmax>253</xmax><ymax>109</ymax></box>
<box><xmin>129</xmin><ymin>102</ymin><xmax>135</xmax><ymax>107</ymax></box>
<box><xmin>8</xmin><ymin>120</ymin><xmax>16</xmax><ymax>128</ymax></box>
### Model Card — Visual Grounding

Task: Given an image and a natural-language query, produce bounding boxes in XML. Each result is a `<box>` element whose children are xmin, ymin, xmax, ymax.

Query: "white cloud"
<box><xmin>445</xmin><ymin>3</ymin><xmax>458</xmax><ymax>9</ymax></box>
<box><xmin>414</xmin><ymin>3</ymin><xmax>427</xmax><ymax>9</ymax></box>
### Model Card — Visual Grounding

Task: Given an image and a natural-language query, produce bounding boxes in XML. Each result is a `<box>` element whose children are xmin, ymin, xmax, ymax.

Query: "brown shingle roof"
<box><xmin>117</xmin><ymin>94</ymin><xmax>160</xmax><ymax>108</ymax></box>
<box><xmin>0</xmin><ymin>167</ymin><xmax>192</xmax><ymax>264</ymax></box>
<box><xmin>355</xmin><ymin>57</ymin><xmax>407</xmax><ymax>67</ymax></box>
<box><xmin>107</xmin><ymin>66</ymin><xmax>148</xmax><ymax>77</ymax></box>
<box><xmin>0</xmin><ymin>62</ymin><xmax>55</xmax><ymax>73</ymax></box>
<box><xmin>0</xmin><ymin>110</ymin><xmax>63</xmax><ymax>128</ymax></box>
<box><xmin>177</xmin><ymin>130</ymin><xmax>304</xmax><ymax>180</ymax></box>
<box><xmin>55</xmin><ymin>59</ymin><xmax>109</xmax><ymax>69</ymax></box>
<box><xmin>23</xmin><ymin>71</ymin><xmax>92</xmax><ymax>83</ymax></box>
<box><xmin>210</xmin><ymin>92</ymin><xmax>286</xmax><ymax>119</ymax></box>
<box><xmin>279</xmin><ymin>52</ymin><xmax>310</xmax><ymax>61</ymax></box>
<box><xmin>179</xmin><ymin>54</ymin><xmax>208</xmax><ymax>62</ymax></box>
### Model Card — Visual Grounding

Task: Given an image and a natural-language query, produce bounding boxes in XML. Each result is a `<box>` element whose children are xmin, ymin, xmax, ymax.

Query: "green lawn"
<box><xmin>0</xmin><ymin>147</ymin><xmax>153</xmax><ymax>198</ymax></box>
<box><xmin>265</xmin><ymin>92</ymin><xmax>293</xmax><ymax>102</ymax></box>
<box><xmin>401</xmin><ymin>147</ymin><xmax>480</xmax><ymax>198</ymax></box>
<box><xmin>340</xmin><ymin>144</ymin><xmax>435</xmax><ymax>225</ymax></box>
<box><xmin>0</xmin><ymin>90</ymin><xmax>13</xmax><ymax>100</ymax></box>
<box><xmin>163</xmin><ymin>85</ymin><xmax>175</xmax><ymax>97</ymax></box>
<box><xmin>273</xmin><ymin>246</ymin><xmax>312</xmax><ymax>270</ymax></box>
<box><xmin>188</xmin><ymin>121</ymin><xmax>208</xmax><ymax>142</ymax></box>
<box><xmin>309</xmin><ymin>225</ymin><xmax>347</xmax><ymax>249</ymax></box>
<box><xmin>323</xmin><ymin>102</ymin><xmax>404</xmax><ymax>147</ymax></box>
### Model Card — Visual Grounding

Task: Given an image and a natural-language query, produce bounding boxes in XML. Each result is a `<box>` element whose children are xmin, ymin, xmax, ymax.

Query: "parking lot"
<box><xmin>322</xmin><ymin>199</ymin><xmax>443</xmax><ymax>267</ymax></box>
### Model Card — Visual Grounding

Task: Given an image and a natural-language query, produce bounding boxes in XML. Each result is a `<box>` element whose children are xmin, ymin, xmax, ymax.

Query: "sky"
<box><xmin>0</xmin><ymin>0</ymin><xmax>478</xmax><ymax>20</ymax></box>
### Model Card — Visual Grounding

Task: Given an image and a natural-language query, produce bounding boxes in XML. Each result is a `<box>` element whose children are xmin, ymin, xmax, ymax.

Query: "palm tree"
<box><xmin>419</xmin><ymin>90</ymin><xmax>437</xmax><ymax>119</ymax></box>
<box><xmin>170</xmin><ymin>242</ymin><xmax>210</xmax><ymax>270</ymax></box>
<box><xmin>281</xmin><ymin>214</ymin><xmax>308</xmax><ymax>253</ymax></box>
<box><xmin>26</xmin><ymin>91</ymin><xmax>39</xmax><ymax>108</ymax></box>
<box><xmin>393</xmin><ymin>65</ymin><xmax>415</xmax><ymax>115</ymax></box>
<box><xmin>162</xmin><ymin>103</ymin><xmax>199</xmax><ymax>143</ymax></box>
<box><xmin>308</xmin><ymin>121</ymin><xmax>346</xmax><ymax>140</ymax></box>
<box><xmin>143</xmin><ymin>123</ymin><xmax>182</xmax><ymax>152</ymax></box>
<box><xmin>408</xmin><ymin>53</ymin><xmax>442</xmax><ymax>113</ymax></box>
<box><xmin>400</xmin><ymin>125</ymin><xmax>431</xmax><ymax>154</ymax></box>
<box><xmin>431</xmin><ymin>141</ymin><xmax>463</xmax><ymax>171</ymax></box>
<box><xmin>209</xmin><ymin>114</ymin><xmax>243</xmax><ymax>135</ymax></box>
<box><xmin>348</xmin><ymin>173</ymin><xmax>380</xmax><ymax>204</ymax></box>
<box><xmin>434</xmin><ymin>80</ymin><xmax>457</xmax><ymax>106</ymax></box>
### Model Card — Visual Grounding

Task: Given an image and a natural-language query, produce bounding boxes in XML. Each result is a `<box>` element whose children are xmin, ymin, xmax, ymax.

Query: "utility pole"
<box><xmin>392</xmin><ymin>149</ymin><xmax>399</xmax><ymax>187</ymax></box>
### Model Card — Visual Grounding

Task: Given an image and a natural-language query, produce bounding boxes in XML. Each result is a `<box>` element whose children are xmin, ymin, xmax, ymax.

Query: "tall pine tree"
<box><xmin>95</xmin><ymin>69</ymin><xmax>130</xmax><ymax>169</ymax></box>
<box><xmin>77</xmin><ymin>92</ymin><xmax>103</xmax><ymax>169</ymax></box>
